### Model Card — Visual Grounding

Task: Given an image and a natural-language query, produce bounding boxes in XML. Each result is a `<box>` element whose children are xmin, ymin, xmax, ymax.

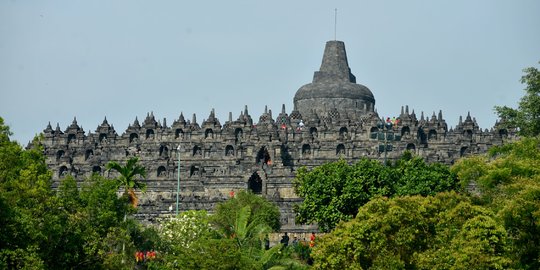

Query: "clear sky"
<box><xmin>1</xmin><ymin>0</ymin><xmax>539</xmax><ymax>145</ymax></box>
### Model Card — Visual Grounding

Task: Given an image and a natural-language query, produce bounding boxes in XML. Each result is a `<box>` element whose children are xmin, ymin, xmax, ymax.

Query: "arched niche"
<box><xmin>58</xmin><ymin>166</ymin><xmax>68</xmax><ymax>178</ymax></box>
<box><xmin>99</xmin><ymin>133</ymin><xmax>107</xmax><ymax>143</ymax></box>
<box><xmin>499</xmin><ymin>129</ymin><xmax>508</xmax><ymax>138</ymax></box>
<box><xmin>302</xmin><ymin>144</ymin><xmax>311</xmax><ymax>155</ymax></box>
<box><xmin>370</xmin><ymin>127</ymin><xmax>379</xmax><ymax>139</ymax></box>
<box><xmin>129</xmin><ymin>133</ymin><xmax>139</xmax><ymax>143</ymax></box>
<box><xmin>406</xmin><ymin>143</ymin><xmax>416</xmax><ymax>151</ymax></box>
<box><xmin>464</xmin><ymin>129</ymin><xmax>473</xmax><ymax>139</ymax></box>
<box><xmin>92</xmin><ymin>166</ymin><xmax>101</xmax><ymax>174</ymax></box>
<box><xmin>256</xmin><ymin>146</ymin><xmax>271</xmax><ymax>165</ymax></box>
<box><xmin>234</xmin><ymin>128</ymin><xmax>243</xmax><ymax>142</ymax></box>
<box><xmin>339</xmin><ymin>127</ymin><xmax>348</xmax><ymax>139</ymax></box>
<box><xmin>56</xmin><ymin>150</ymin><xmax>65</xmax><ymax>161</ymax></box>
<box><xmin>189</xmin><ymin>165</ymin><xmax>199</xmax><ymax>177</ymax></box>
<box><xmin>309</xmin><ymin>127</ymin><xmax>318</xmax><ymax>138</ymax></box>
<box><xmin>401</xmin><ymin>126</ymin><xmax>410</xmax><ymax>137</ymax></box>
<box><xmin>248</xmin><ymin>172</ymin><xmax>263</xmax><ymax>194</ymax></box>
<box><xmin>417</xmin><ymin>128</ymin><xmax>427</xmax><ymax>144</ymax></box>
<box><xmin>225</xmin><ymin>145</ymin><xmax>235</xmax><ymax>156</ymax></box>
<box><xmin>192</xmin><ymin>145</ymin><xmax>202</xmax><ymax>156</ymax></box>
<box><xmin>67</xmin><ymin>133</ymin><xmax>76</xmax><ymax>144</ymax></box>
<box><xmin>85</xmin><ymin>149</ymin><xmax>93</xmax><ymax>161</ymax></box>
<box><xmin>460</xmin><ymin>146</ymin><xmax>469</xmax><ymax>157</ymax></box>
<box><xmin>428</xmin><ymin>129</ymin><xmax>437</xmax><ymax>140</ymax></box>
<box><xmin>336</xmin><ymin>144</ymin><xmax>345</xmax><ymax>156</ymax></box>
<box><xmin>159</xmin><ymin>145</ymin><xmax>169</xmax><ymax>158</ymax></box>
<box><xmin>157</xmin><ymin>166</ymin><xmax>167</xmax><ymax>177</ymax></box>
<box><xmin>146</xmin><ymin>129</ymin><xmax>155</xmax><ymax>140</ymax></box>
<box><xmin>205</xmin><ymin>129</ymin><xmax>214</xmax><ymax>139</ymax></box>
<box><xmin>175</xmin><ymin>128</ymin><xmax>184</xmax><ymax>139</ymax></box>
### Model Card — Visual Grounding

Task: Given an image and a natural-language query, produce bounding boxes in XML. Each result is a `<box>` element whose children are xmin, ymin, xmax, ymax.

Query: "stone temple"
<box><xmin>39</xmin><ymin>40</ymin><xmax>515</xmax><ymax>231</ymax></box>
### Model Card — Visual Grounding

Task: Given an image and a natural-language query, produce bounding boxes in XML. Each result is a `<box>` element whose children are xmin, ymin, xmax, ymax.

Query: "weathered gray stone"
<box><xmin>38</xmin><ymin>40</ymin><xmax>515</xmax><ymax>232</ymax></box>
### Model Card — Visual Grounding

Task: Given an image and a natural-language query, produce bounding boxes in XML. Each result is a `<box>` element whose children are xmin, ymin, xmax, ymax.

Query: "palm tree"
<box><xmin>231</xmin><ymin>205</ymin><xmax>272</xmax><ymax>250</ymax></box>
<box><xmin>106</xmin><ymin>157</ymin><xmax>147</xmax><ymax>208</ymax></box>
<box><xmin>106</xmin><ymin>157</ymin><xmax>146</xmax><ymax>263</ymax></box>
<box><xmin>225</xmin><ymin>206</ymin><xmax>307</xmax><ymax>269</ymax></box>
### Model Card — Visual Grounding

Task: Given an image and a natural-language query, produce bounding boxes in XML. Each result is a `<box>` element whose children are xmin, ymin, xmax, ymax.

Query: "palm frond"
<box><xmin>236</xmin><ymin>205</ymin><xmax>251</xmax><ymax>241</ymax></box>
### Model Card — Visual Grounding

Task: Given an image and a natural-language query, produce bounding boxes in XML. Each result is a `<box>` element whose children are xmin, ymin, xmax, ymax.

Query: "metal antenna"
<box><xmin>334</xmin><ymin>8</ymin><xmax>337</xmax><ymax>40</ymax></box>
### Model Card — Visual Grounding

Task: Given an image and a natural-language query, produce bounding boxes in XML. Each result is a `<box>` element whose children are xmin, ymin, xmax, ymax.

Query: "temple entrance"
<box><xmin>248</xmin><ymin>172</ymin><xmax>263</xmax><ymax>194</ymax></box>
<box><xmin>256</xmin><ymin>146</ymin><xmax>271</xmax><ymax>165</ymax></box>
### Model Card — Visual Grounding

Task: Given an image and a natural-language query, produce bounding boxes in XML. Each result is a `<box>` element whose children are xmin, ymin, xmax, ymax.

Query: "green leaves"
<box><xmin>106</xmin><ymin>157</ymin><xmax>147</xmax><ymax>208</ymax></box>
<box><xmin>294</xmin><ymin>156</ymin><xmax>458</xmax><ymax>232</ymax></box>
<box><xmin>312</xmin><ymin>193</ymin><xmax>513</xmax><ymax>270</ymax></box>
<box><xmin>152</xmin><ymin>191</ymin><xmax>305</xmax><ymax>269</ymax></box>
<box><xmin>495</xmin><ymin>62</ymin><xmax>540</xmax><ymax>137</ymax></box>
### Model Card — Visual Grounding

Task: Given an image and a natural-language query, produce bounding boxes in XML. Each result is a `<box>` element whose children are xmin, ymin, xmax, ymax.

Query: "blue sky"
<box><xmin>1</xmin><ymin>0</ymin><xmax>539</xmax><ymax>144</ymax></box>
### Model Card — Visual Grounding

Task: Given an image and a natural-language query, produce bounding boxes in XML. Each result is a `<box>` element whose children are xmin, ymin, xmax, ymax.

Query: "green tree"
<box><xmin>0</xmin><ymin>117</ymin><xmax>56</xmax><ymax>269</ymax></box>
<box><xmin>106</xmin><ymin>157</ymin><xmax>147</xmax><ymax>208</ymax></box>
<box><xmin>151</xmin><ymin>191</ymin><xmax>307</xmax><ymax>270</ymax></box>
<box><xmin>392</xmin><ymin>155</ymin><xmax>458</xmax><ymax>196</ymax></box>
<box><xmin>293</xmin><ymin>159</ymin><xmax>391</xmax><ymax>232</ymax></box>
<box><xmin>212</xmin><ymin>190</ymin><xmax>281</xmax><ymax>235</ymax></box>
<box><xmin>452</xmin><ymin>137</ymin><xmax>540</xmax><ymax>269</ymax></box>
<box><xmin>294</xmin><ymin>156</ymin><xmax>457</xmax><ymax>232</ymax></box>
<box><xmin>452</xmin><ymin>137</ymin><xmax>540</xmax><ymax>198</ymax></box>
<box><xmin>495</xmin><ymin>62</ymin><xmax>540</xmax><ymax>136</ymax></box>
<box><xmin>311</xmin><ymin>193</ymin><xmax>512</xmax><ymax>270</ymax></box>
<box><xmin>0</xmin><ymin>118</ymin><xmax>154</xmax><ymax>269</ymax></box>
<box><xmin>159</xmin><ymin>210</ymin><xmax>213</xmax><ymax>254</ymax></box>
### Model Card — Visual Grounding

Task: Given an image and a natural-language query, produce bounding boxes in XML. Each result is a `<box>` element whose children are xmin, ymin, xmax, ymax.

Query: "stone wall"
<box><xmin>39</xmin><ymin>105</ymin><xmax>514</xmax><ymax>232</ymax></box>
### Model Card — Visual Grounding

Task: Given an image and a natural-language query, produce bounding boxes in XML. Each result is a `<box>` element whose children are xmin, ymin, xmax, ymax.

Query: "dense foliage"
<box><xmin>293</xmin><ymin>154</ymin><xmax>458</xmax><ymax>232</ymax></box>
<box><xmin>2</xmin><ymin>60</ymin><xmax>540</xmax><ymax>269</ymax></box>
<box><xmin>453</xmin><ymin>137</ymin><xmax>540</xmax><ymax>269</ymax></box>
<box><xmin>148</xmin><ymin>191</ymin><xmax>309</xmax><ymax>270</ymax></box>
<box><xmin>311</xmin><ymin>192</ymin><xmax>511</xmax><ymax>269</ymax></box>
<box><xmin>0</xmin><ymin>117</ymin><xmax>157</xmax><ymax>269</ymax></box>
<box><xmin>495</xmin><ymin>62</ymin><xmax>540</xmax><ymax>136</ymax></box>
<box><xmin>310</xmin><ymin>137</ymin><xmax>540</xmax><ymax>269</ymax></box>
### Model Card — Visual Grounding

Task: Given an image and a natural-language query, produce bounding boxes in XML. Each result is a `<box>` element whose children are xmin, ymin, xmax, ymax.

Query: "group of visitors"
<box><xmin>278</xmin><ymin>232</ymin><xmax>316</xmax><ymax>248</ymax></box>
<box><xmin>135</xmin><ymin>250</ymin><xmax>156</xmax><ymax>264</ymax></box>
<box><xmin>386</xmin><ymin>117</ymin><xmax>400</xmax><ymax>125</ymax></box>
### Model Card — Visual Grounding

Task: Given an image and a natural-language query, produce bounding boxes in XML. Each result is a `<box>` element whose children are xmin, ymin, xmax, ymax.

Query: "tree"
<box><xmin>495</xmin><ymin>62</ymin><xmax>540</xmax><ymax>136</ymax></box>
<box><xmin>106</xmin><ymin>157</ymin><xmax>147</xmax><ymax>265</ymax></box>
<box><xmin>452</xmin><ymin>137</ymin><xmax>540</xmax><ymax>269</ymax></box>
<box><xmin>0</xmin><ymin>118</ymin><xmax>154</xmax><ymax>269</ymax></box>
<box><xmin>0</xmin><ymin>118</ymin><xmax>56</xmax><ymax>269</ymax></box>
<box><xmin>159</xmin><ymin>210</ymin><xmax>213</xmax><ymax>253</ymax></box>
<box><xmin>212</xmin><ymin>190</ymin><xmax>281</xmax><ymax>235</ymax></box>
<box><xmin>311</xmin><ymin>193</ymin><xmax>512</xmax><ymax>270</ymax></box>
<box><xmin>293</xmin><ymin>159</ymin><xmax>391</xmax><ymax>232</ymax></box>
<box><xmin>392</xmin><ymin>155</ymin><xmax>458</xmax><ymax>196</ymax></box>
<box><xmin>106</xmin><ymin>157</ymin><xmax>147</xmax><ymax>208</ymax></box>
<box><xmin>150</xmin><ymin>191</ymin><xmax>309</xmax><ymax>270</ymax></box>
<box><xmin>294</xmin><ymin>156</ymin><xmax>458</xmax><ymax>232</ymax></box>
<box><xmin>452</xmin><ymin>137</ymin><xmax>540</xmax><ymax>197</ymax></box>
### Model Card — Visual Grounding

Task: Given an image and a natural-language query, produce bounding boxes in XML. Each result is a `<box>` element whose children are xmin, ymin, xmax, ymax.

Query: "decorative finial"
<box><xmin>334</xmin><ymin>8</ymin><xmax>338</xmax><ymax>41</ymax></box>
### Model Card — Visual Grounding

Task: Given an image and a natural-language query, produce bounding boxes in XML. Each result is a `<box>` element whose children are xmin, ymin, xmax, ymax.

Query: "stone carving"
<box><xmin>37</xmin><ymin>40</ymin><xmax>515</xmax><ymax>231</ymax></box>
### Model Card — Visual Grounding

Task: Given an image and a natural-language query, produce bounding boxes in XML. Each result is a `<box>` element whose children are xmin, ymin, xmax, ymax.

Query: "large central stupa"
<box><xmin>294</xmin><ymin>41</ymin><xmax>375</xmax><ymax>119</ymax></box>
<box><xmin>38</xmin><ymin>40</ymin><xmax>511</xmax><ymax>232</ymax></box>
